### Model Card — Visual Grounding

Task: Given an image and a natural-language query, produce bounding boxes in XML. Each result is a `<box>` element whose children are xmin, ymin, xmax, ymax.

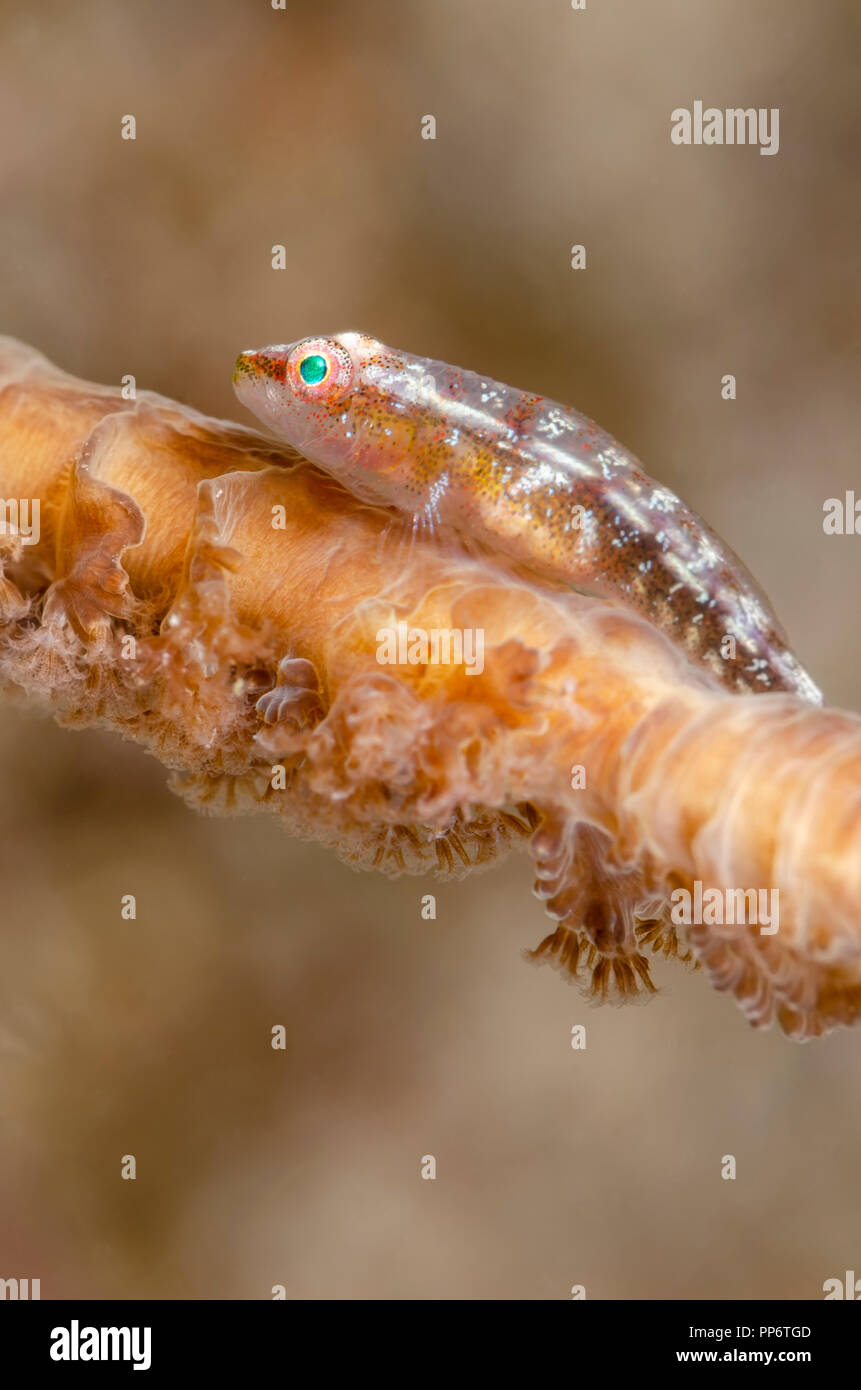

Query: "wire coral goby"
<box><xmin>233</xmin><ymin>332</ymin><xmax>821</xmax><ymax>702</ymax></box>
<box><xmin>2</xmin><ymin>336</ymin><xmax>859</xmax><ymax>1040</ymax></box>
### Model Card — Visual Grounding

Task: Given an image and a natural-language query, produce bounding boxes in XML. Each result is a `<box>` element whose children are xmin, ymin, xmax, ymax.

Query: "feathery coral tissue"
<box><xmin>1</xmin><ymin>336</ymin><xmax>859</xmax><ymax>1040</ymax></box>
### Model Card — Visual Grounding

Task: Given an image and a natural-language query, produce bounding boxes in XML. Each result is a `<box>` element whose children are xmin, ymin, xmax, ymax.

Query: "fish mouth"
<box><xmin>232</xmin><ymin>350</ymin><xmax>258</xmax><ymax>385</ymax></box>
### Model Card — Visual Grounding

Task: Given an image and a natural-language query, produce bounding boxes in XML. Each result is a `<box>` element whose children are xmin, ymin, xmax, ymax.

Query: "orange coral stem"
<box><xmin>1</xmin><ymin>337</ymin><xmax>859</xmax><ymax>1038</ymax></box>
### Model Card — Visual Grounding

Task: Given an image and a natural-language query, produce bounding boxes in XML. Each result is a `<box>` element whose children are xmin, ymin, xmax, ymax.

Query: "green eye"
<box><xmin>299</xmin><ymin>353</ymin><xmax>328</xmax><ymax>385</ymax></box>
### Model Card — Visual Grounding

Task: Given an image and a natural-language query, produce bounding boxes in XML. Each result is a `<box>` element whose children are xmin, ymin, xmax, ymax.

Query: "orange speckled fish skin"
<box><xmin>233</xmin><ymin>332</ymin><xmax>822</xmax><ymax>703</ymax></box>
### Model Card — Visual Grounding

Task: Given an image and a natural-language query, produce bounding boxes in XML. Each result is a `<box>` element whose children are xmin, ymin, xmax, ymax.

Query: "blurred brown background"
<box><xmin>1</xmin><ymin>0</ymin><xmax>860</xmax><ymax>1299</ymax></box>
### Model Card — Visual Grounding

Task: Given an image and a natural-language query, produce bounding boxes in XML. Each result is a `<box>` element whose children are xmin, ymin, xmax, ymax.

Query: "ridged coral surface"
<box><xmin>2</xmin><ymin>337</ymin><xmax>860</xmax><ymax>1038</ymax></box>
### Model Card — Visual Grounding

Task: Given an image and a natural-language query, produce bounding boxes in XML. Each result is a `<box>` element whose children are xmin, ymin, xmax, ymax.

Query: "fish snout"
<box><xmin>232</xmin><ymin>347</ymin><xmax>287</xmax><ymax>386</ymax></box>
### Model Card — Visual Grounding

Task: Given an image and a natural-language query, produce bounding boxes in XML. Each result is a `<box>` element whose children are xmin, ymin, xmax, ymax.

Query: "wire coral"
<box><xmin>1</xmin><ymin>336</ymin><xmax>859</xmax><ymax>1039</ymax></box>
